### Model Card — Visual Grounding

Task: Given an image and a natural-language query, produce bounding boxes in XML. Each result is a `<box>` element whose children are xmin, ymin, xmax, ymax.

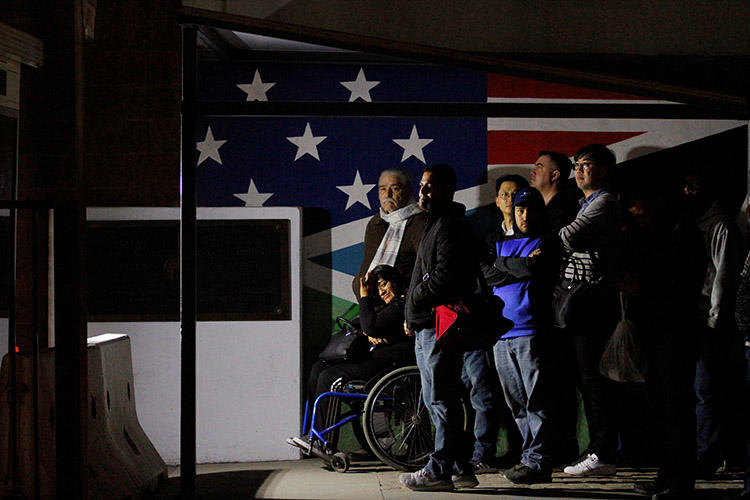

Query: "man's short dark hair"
<box><xmin>495</xmin><ymin>174</ymin><xmax>529</xmax><ymax>194</ymax></box>
<box><xmin>424</xmin><ymin>163</ymin><xmax>457</xmax><ymax>192</ymax></box>
<box><xmin>539</xmin><ymin>150</ymin><xmax>573</xmax><ymax>182</ymax></box>
<box><xmin>573</xmin><ymin>144</ymin><xmax>616</xmax><ymax>170</ymax></box>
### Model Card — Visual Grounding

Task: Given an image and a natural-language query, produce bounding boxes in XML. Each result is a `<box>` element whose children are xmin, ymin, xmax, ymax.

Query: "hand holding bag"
<box><xmin>551</xmin><ymin>254</ymin><xmax>595</xmax><ymax>329</ymax></box>
<box><xmin>435</xmin><ymin>275</ymin><xmax>513</xmax><ymax>350</ymax></box>
<box><xmin>551</xmin><ymin>279</ymin><xmax>591</xmax><ymax>329</ymax></box>
<box><xmin>318</xmin><ymin>316</ymin><xmax>370</xmax><ymax>363</ymax></box>
<box><xmin>598</xmin><ymin>293</ymin><xmax>646</xmax><ymax>383</ymax></box>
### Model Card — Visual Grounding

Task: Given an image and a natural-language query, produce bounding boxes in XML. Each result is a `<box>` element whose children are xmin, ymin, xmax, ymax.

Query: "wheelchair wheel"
<box><xmin>362</xmin><ymin>365</ymin><xmax>469</xmax><ymax>471</ymax></box>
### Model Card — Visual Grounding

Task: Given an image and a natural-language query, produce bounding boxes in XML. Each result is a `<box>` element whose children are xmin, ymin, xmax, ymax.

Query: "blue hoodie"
<box><xmin>492</xmin><ymin>187</ymin><xmax>556</xmax><ymax>339</ymax></box>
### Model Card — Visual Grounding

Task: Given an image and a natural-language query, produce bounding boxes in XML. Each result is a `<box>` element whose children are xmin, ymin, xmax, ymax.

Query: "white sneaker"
<box><xmin>562</xmin><ymin>453</ymin><xmax>616</xmax><ymax>476</ymax></box>
<box><xmin>399</xmin><ymin>468</ymin><xmax>454</xmax><ymax>491</ymax></box>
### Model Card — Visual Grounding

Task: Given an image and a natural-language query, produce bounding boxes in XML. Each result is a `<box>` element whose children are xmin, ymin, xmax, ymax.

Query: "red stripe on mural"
<box><xmin>488</xmin><ymin>74</ymin><xmax>651</xmax><ymax>101</ymax></box>
<box><xmin>487</xmin><ymin>131</ymin><xmax>645</xmax><ymax>164</ymax></box>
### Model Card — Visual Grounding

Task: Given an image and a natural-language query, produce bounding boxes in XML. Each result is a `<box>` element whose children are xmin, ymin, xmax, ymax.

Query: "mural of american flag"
<box><xmin>196</xmin><ymin>62</ymin><xmax>746</xmax><ymax>312</ymax></box>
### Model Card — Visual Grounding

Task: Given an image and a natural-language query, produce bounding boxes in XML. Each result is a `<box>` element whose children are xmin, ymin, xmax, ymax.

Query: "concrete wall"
<box><xmin>86</xmin><ymin>207</ymin><xmax>302</xmax><ymax>464</ymax></box>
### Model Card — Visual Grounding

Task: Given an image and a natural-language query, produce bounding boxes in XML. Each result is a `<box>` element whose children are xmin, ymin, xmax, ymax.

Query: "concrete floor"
<box><xmin>155</xmin><ymin>458</ymin><xmax>746</xmax><ymax>499</ymax></box>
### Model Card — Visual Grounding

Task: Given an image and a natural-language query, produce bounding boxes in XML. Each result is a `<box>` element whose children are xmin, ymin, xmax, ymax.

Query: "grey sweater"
<box><xmin>559</xmin><ymin>190</ymin><xmax>623</xmax><ymax>286</ymax></box>
<box><xmin>696</xmin><ymin>200</ymin><xmax>743</xmax><ymax>329</ymax></box>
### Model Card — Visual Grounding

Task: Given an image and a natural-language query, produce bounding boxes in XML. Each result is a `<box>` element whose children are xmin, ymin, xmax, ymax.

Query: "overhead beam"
<box><xmin>177</xmin><ymin>6</ymin><xmax>747</xmax><ymax>116</ymax></box>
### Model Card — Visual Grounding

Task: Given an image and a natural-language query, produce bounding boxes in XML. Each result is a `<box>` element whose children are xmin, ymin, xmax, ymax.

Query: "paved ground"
<box><xmin>155</xmin><ymin>458</ymin><xmax>746</xmax><ymax>499</ymax></box>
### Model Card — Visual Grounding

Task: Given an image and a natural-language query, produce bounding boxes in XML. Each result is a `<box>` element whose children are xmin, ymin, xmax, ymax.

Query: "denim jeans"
<box><xmin>695</xmin><ymin>325</ymin><xmax>746</xmax><ymax>466</ymax></box>
<box><xmin>415</xmin><ymin>328</ymin><xmax>472</xmax><ymax>478</ymax></box>
<box><xmin>461</xmin><ymin>348</ymin><xmax>502</xmax><ymax>465</ymax></box>
<box><xmin>493</xmin><ymin>334</ymin><xmax>554</xmax><ymax>471</ymax></box>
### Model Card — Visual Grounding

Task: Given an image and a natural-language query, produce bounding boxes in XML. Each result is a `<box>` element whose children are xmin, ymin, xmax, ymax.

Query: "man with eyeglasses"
<box><xmin>556</xmin><ymin>144</ymin><xmax>624</xmax><ymax>477</ymax></box>
<box><xmin>494</xmin><ymin>174</ymin><xmax>529</xmax><ymax>240</ymax></box>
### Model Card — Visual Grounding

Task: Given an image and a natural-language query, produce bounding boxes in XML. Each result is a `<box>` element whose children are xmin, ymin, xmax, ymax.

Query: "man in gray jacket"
<box><xmin>683</xmin><ymin>173</ymin><xmax>744</xmax><ymax>478</ymax></box>
<box><xmin>556</xmin><ymin>144</ymin><xmax>623</xmax><ymax>478</ymax></box>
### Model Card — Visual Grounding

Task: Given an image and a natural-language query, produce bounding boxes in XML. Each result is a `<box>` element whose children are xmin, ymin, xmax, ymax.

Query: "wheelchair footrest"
<box><xmin>287</xmin><ymin>436</ymin><xmax>335</xmax><ymax>463</ymax></box>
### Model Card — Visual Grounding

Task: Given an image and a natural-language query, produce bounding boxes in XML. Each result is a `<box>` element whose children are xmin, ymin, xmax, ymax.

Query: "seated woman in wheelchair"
<box><xmin>292</xmin><ymin>264</ymin><xmax>415</xmax><ymax>450</ymax></box>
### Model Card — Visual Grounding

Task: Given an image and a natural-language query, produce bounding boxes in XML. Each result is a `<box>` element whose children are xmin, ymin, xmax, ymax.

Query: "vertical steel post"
<box><xmin>180</xmin><ymin>25</ymin><xmax>198</xmax><ymax>499</ymax></box>
<box><xmin>54</xmin><ymin>202</ymin><xmax>87</xmax><ymax>500</ymax></box>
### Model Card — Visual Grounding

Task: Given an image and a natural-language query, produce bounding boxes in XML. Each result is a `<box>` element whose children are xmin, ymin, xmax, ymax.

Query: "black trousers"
<box><xmin>566</xmin><ymin>289</ymin><xmax>620</xmax><ymax>463</ymax></box>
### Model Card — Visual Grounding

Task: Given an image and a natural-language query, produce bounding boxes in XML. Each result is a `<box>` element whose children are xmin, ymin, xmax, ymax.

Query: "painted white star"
<box><xmin>393</xmin><ymin>125</ymin><xmax>433</xmax><ymax>163</ymax></box>
<box><xmin>236</xmin><ymin>70</ymin><xmax>276</xmax><ymax>101</ymax></box>
<box><xmin>233</xmin><ymin>179</ymin><xmax>274</xmax><ymax>207</ymax></box>
<box><xmin>336</xmin><ymin>170</ymin><xmax>375</xmax><ymax>210</ymax></box>
<box><xmin>286</xmin><ymin>122</ymin><xmax>327</xmax><ymax>161</ymax></box>
<box><xmin>196</xmin><ymin>126</ymin><xmax>227</xmax><ymax>166</ymax></box>
<box><xmin>340</xmin><ymin>68</ymin><xmax>380</xmax><ymax>102</ymax></box>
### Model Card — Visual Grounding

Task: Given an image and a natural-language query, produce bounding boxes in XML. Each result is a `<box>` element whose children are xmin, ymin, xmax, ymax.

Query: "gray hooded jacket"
<box><xmin>696</xmin><ymin>200</ymin><xmax>743</xmax><ymax>329</ymax></box>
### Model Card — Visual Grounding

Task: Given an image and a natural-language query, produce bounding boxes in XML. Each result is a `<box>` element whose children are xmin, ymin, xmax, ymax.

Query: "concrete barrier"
<box><xmin>0</xmin><ymin>334</ymin><xmax>166</xmax><ymax>497</ymax></box>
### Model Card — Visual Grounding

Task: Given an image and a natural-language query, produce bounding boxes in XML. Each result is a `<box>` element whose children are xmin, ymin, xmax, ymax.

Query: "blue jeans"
<box><xmin>461</xmin><ymin>348</ymin><xmax>501</xmax><ymax>465</ymax></box>
<box><xmin>694</xmin><ymin>326</ymin><xmax>745</xmax><ymax>465</ymax></box>
<box><xmin>415</xmin><ymin>328</ymin><xmax>472</xmax><ymax>478</ymax></box>
<box><xmin>493</xmin><ymin>334</ymin><xmax>553</xmax><ymax>471</ymax></box>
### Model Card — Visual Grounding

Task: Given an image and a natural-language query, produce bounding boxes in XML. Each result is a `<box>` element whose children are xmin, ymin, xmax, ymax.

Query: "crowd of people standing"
<box><xmin>296</xmin><ymin>143</ymin><xmax>750</xmax><ymax>499</ymax></box>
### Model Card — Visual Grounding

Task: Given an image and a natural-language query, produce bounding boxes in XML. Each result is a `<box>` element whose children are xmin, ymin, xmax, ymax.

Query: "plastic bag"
<box><xmin>599</xmin><ymin>294</ymin><xmax>646</xmax><ymax>383</ymax></box>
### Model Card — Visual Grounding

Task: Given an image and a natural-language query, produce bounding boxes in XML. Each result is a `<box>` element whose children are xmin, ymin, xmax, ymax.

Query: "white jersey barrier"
<box><xmin>0</xmin><ymin>334</ymin><xmax>166</xmax><ymax>497</ymax></box>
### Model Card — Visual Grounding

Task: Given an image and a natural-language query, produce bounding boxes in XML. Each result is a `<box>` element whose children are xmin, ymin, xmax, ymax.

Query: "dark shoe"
<box><xmin>633</xmin><ymin>480</ymin><xmax>694</xmax><ymax>498</ymax></box>
<box><xmin>501</xmin><ymin>463</ymin><xmax>524</xmax><ymax>477</ymax></box>
<box><xmin>451</xmin><ymin>472</ymin><xmax>479</xmax><ymax>489</ymax></box>
<box><xmin>505</xmin><ymin>464</ymin><xmax>552</xmax><ymax>484</ymax></box>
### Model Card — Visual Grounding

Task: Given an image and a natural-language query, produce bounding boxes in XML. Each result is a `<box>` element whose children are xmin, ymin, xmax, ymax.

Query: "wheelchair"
<box><xmin>293</xmin><ymin>364</ymin><xmax>470</xmax><ymax>473</ymax></box>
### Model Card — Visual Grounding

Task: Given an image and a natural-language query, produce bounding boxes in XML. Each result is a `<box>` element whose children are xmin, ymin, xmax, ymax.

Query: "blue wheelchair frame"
<box><xmin>302</xmin><ymin>390</ymin><xmax>369</xmax><ymax>450</ymax></box>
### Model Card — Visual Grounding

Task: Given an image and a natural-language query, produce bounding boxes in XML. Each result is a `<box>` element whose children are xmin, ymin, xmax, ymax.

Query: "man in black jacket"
<box><xmin>399</xmin><ymin>163</ymin><xmax>479</xmax><ymax>491</ymax></box>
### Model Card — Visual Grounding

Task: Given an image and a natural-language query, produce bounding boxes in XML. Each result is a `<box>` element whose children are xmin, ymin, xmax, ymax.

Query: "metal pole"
<box><xmin>31</xmin><ymin>208</ymin><xmax>40</xmax><ymax>500</ymax></box>
<box><xmin>54</xmin><ymin>203</ymin><xmax>86</xmax><ymax>500</ymax></box>
<box><xmin>180</xmin><ymin>25</ymin><xmax>197</xmax><ymax>499</ymax></box>
<box><xmin>7</xmin><ymin>199</ymin><xmax>17</xmax><ymax>499</ymax></box>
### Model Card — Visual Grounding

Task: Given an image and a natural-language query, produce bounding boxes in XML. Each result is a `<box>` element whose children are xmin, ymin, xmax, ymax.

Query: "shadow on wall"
<box><xmin>617</xmin><ymin>126</ymin><xmax>748</xmax><ymax>215</ymax></box>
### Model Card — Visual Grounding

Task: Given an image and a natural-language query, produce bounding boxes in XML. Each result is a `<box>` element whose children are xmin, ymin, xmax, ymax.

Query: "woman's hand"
<box><xmin>359</xmin><ymin>276</ymin><xmax>369</xmax><ymax>297</ymax></box>
<box><xmin>367</xmin><ymin>335</ymin><xmax>388</xmax><ymax>346</ymax></box>
<box><xmin>360</xmin><ymin>271</ymin><xmax>377</xmax><ymax>297</ymax></box>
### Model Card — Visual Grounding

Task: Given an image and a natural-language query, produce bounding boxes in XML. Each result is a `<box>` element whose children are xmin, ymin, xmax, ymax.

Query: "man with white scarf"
<box><xmin>352</xmin><ymin>168</ymin><xmax>427</xmax><ymax>298</ymax></box>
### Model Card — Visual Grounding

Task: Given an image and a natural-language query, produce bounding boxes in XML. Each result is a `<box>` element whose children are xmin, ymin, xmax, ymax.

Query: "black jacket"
<box><xmin>405</xmin><ymin>201</ymin><xmax>479</xmax><ymax>330</ymax></box>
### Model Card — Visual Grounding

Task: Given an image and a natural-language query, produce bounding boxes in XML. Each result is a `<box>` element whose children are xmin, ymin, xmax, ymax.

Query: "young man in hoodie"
<box><xmin>484</xmin><ymin>186</ymin><xmax>559</xmax><ymax>484</ymax></box>
<box><xmin>399</xmin><ymin>163</ymin><xmax>479</xmax><ymax>491</ymax></box>
<box><xmin>682</xmin><ymin>173</ymin><xmax>744</xmax><ymax>477</ymax></box>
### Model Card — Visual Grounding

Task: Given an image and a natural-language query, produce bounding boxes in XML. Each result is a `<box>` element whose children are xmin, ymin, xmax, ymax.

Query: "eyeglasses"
<box><xmin>574</xmin><ymin>161</ymin><xmax>596</xmax><ymax>172</ymax></box>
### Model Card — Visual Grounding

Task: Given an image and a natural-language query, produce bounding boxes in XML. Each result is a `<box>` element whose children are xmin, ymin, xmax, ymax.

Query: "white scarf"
<box><xmin>368</xmin><ymin>202</ymin><xmax>424</xmax><ymax>272</ymax></box>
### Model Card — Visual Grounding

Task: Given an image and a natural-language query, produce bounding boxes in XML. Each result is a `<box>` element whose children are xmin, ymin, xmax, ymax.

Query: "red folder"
<box><xmin>435</xmin><ymin>303</ymin><xmax>469</xmax><ymax>343</ymax></box>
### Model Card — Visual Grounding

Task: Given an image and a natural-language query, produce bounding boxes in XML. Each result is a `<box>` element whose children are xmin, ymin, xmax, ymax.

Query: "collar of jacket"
<box><xmin>428</xmin><ymin>200</ymin><xmax>466</xmax><ymax>218</ymax></box>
